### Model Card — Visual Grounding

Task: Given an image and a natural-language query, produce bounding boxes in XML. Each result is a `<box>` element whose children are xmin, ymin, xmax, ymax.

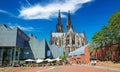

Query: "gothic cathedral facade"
<box><xmin>50</xmin><ymin>10</ymin><xmax>87</xmax><ymax>56</ymax></box>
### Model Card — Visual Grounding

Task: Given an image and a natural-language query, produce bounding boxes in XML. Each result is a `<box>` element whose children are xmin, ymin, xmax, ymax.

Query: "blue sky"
<box><xmin>0</xmin><ymin>0</ymin><xmax>120</xmax><ymax>43</ymax></box>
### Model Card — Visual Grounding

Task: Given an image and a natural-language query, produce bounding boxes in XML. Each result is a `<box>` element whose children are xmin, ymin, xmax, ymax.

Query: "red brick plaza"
<box><xmin>1</xmin><ymin>65</ymin><xmax>119</xmax><ymax>72</ymax></box>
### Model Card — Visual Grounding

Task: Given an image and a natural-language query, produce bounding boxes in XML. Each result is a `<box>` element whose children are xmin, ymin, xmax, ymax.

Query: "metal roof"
<box><xmin>0</xmin><ymin>24</ymin><xmax>30</xmax><ymax>48</ymax></box>
<box><xmin>29</xmin><ymin>35</ymin><xmax>49</xmax><ymax>59</ymax></box>
<box><xmin>69</xmin><ymin>44</ymin><xmax>88</xmax><ymax>57</ymax></box>
<box><xmin>49</xmin><ymin>44</ymin><xmax>64</xmax><ymax>59</ymax></box>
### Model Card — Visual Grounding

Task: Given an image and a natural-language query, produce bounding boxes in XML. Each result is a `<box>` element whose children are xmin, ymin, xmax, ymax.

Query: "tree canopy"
<box><xmin>90</xmin><ymin>11</ymin><xmax>120</xmax><ymax>52</ymax></box>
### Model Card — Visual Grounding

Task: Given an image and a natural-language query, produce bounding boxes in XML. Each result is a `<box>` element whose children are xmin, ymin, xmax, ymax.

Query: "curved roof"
<box><xmin>69</xmin><ymin>44</ymin><xmax>88</xmax><ymax>57</ymax></box>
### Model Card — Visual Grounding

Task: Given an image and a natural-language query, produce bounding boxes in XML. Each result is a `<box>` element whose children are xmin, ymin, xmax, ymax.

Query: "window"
<box><xmin>24</xmin><ymin>52</ymin><xmax>29</xmax><ymax>54</ymax></box>
<box><xmin>47</xmin><ymin>50</ymin><xmax>51</xmax><ymax>57</ymax></box>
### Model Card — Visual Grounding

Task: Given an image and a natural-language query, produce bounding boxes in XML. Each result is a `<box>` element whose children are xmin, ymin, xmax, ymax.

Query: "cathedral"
<box><xmin>50</xmin><ymin>10</ymin><xmax>87</xmax><ymax>56</ymax></box>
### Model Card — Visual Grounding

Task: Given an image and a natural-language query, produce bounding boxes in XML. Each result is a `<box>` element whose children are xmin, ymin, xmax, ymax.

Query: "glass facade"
<box><xmin>0</xmin><ymin>47</ymin><xmax>21</xmax><ymax>66</ymax></box>
<box><xmin>0</xmin><ymin>49</ymin><xmax>3</xmax><ymax>66</ymax></box>
<box><xmin>0</xmin><ymin>24</ymin><xmax>31</xmax><ymax>66</ymax></box>
<box><xmin>0</xmin><ymin>48</ymin><xmax>13</xmax><ymax>66</ymax></box>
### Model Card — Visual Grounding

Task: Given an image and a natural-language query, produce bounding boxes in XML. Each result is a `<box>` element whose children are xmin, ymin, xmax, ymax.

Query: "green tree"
<box><xmin>60</xmin><ymin>54</ymin><xmax>67</xmax><ymax>61</ymax></box>
<box><xmin>90</xmin><ymin>26</ymin><xmax>109</xmax><ymax>49</ymax></box>
<box><xmin>90</xmin><ymin>11</ymin><xmax>120</xmax><ymax>61</ymax></box>
<box><xmin>108</xmin><ymin>11</ymin><xmax>120</xmax><ymax>44</ymax></box>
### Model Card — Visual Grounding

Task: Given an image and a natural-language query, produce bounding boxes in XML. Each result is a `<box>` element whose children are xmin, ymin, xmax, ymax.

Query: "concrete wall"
<box><xmin>0</xmin><ymin>25</ymin><xmax>17</xmax><ymax>46</ymax></box>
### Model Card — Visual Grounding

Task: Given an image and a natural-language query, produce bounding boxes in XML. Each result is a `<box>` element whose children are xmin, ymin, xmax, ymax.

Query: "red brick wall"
<box><xmin>85</xmin><ymin>46</ymin><xmax>90</xmax><ymax>63</ymax></box>
<box><xmin>69</xmin><ymin>46</ymin><xmax>90</xmax><ymax>64</ymax></box>
<box><xmin>80</xmin><ymin>54</ymin><xmax>85</xmax><ymax>64</ymax></box>
<box><xmin>92</xmin><ymin>43</ymin><xmax>120</xmax><ymax>61</ymax></box>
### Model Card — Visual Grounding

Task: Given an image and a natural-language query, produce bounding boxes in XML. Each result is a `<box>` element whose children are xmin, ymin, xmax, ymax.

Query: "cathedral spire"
<box><xmin>67</xmin><ymin>10</ymin><xmax>71</xmax><ymax>26</ymax></box>
<box><xmin>66</xmin><ymin>10</ymin><xmax>73</xmax><ymax>32</ymax></box>
<box><xmin>58</xmin><ymin>10</ymin><xmax>61</xmax><ymax>25</ymax></box>
<box><xmin>56</xmin><ymin>10</ymin><xmax>63</xmax><ymax>32</ymax></box>
<box><xmin>49</xmin><ymin>30</ymin><xmax>53</xmax><ymax>44</ymax></box>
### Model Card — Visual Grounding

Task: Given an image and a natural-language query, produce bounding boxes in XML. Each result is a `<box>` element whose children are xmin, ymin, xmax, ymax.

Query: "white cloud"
<box><xmin>7</xmin><ymin>22</ymin><xmax>44</xmax><ymax>32</ymax></box>
<box><xmin>0</xmin><ymin>10</ymin><xmax>8</xmax><ymax>14</ymax></box>
<box><xmin>0</xmin><ymin>9</ymin><xmax>16</xmax><ymax>18</ymax></box>
<box><xmin>25</xmin><ymin>0</ymin><xmax>31</xmax><ymax>6</ymax></box>
<box><xmin>10</xmin><ymin>25</ymin><xmax>34</xmax><ymax>31</ymax></box>
<box><xmin>17</xmin><ymin>25</ymin><xmax>34</xmax><ymax>31</ymax></box>
<box><xmin>19</xmin><ymin>0</ymin><xmax>92</xmax><ymax>19</ymax></box>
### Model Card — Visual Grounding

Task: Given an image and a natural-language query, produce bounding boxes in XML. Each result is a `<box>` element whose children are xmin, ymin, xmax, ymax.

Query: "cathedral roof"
<box><xmin>67</xmin><ymin>27</ymin><xmax>74</xmax><ymax>34</ymax></box>
<box><xmin>80</xmin><ymin>33</ymin><xmax>85</xmax><ymax>38</ymax></box>
<box><xmin>76</xmin><ymin>33</ymin><xmax>85</xmax><ymax>38</ymax></box>
<box><xmin>52</xmin><ymin>32</ymin><xmax>65</xmax><ymax>37</ymax></box>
